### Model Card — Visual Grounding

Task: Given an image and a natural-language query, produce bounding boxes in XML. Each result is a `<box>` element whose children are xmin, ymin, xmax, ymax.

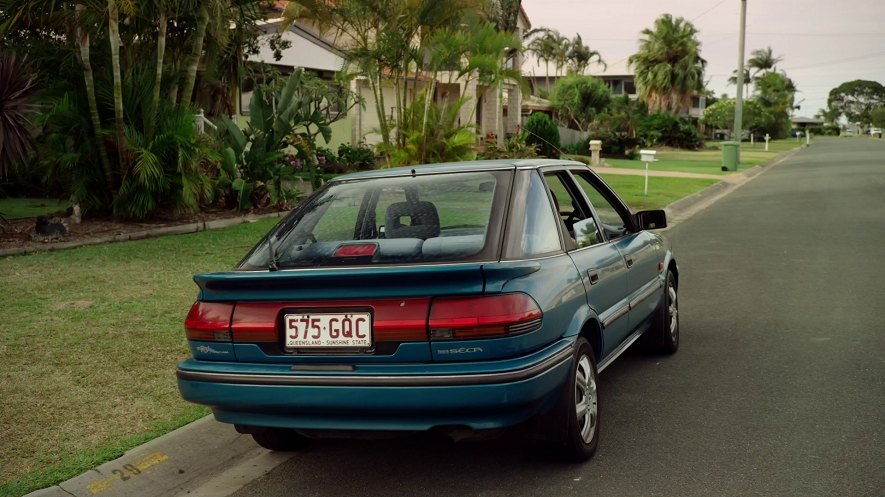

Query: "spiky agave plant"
<box><xmin>0</xmin><ymin>52</ymin><xmax>39</xmax><ymax>178</ymax></box>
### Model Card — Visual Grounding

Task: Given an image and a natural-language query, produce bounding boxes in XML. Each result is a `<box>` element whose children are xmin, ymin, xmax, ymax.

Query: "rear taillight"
<box><xmin>428</xmin><ymin>293</ymin><xmax>542</xmax><ymax>340</ymax></box>
<box><xmin>184</xmin><ymin>302</ymin><xmax>234</xmax><ymax>341</ymax></box>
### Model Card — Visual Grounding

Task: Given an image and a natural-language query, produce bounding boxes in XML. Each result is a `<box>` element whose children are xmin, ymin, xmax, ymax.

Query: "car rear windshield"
<box><xmin>238</xmin><ymin>170</ymin><xmax>512</xmax><ymax>269</ymax></box>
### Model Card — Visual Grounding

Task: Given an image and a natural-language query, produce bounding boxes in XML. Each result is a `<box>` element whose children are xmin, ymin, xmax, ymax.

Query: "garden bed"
<box><xmin>0</xmin><ymin>207</ymin><xmax>288</xmax><ymax>254</ymax></box>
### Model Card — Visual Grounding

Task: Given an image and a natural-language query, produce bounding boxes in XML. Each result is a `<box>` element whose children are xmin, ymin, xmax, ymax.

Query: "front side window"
<box><xmin>544</xmin><ymin>171</ymin><xmax>602</xmax><ymax>249</ymax></box>
<box><xmin>238</xmin><ymin>171</ymin><xmax>509</xmax><ymax>269</ymax></box>
<box><xmin>573</xmin><ymin>172</ymin><xmax>633</xmax><ymax>240</ymax></box>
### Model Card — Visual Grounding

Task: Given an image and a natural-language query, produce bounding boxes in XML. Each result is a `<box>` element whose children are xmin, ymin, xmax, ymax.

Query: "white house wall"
<box><xmin>248</xmin><ymin>30</ymin><xmax>345</xmax><ymax>73</ymax></box>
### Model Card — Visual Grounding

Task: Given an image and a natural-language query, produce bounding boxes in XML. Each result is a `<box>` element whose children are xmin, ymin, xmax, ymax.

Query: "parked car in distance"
<box><xmin>177</xmin><ymin>159</ymin><xmax>679</xmax><ymax>462</ymax></box>
<box><xmin>869</xmin><ymin>128</ymin><xmax>882</xmax><ymax>137</ymax></box>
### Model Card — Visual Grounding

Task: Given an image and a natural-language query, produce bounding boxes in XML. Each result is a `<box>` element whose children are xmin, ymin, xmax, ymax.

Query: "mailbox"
<box><xmin>640</xmin><ymin>150</ymin><xmax>657</xmax><ymax>163</ymax></box>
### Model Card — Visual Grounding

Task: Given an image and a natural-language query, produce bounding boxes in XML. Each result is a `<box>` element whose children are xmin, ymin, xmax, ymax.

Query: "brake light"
<box><xmin>428</xmin><ymin>294</ymin><xmax>542</xmax><ymax>340</ymax></box>
<box><xmin>184</xmin><ymin>302</ymin><xmax>234</xmax><ymax>341</ymax></box>
<box><xmin>334</xmin><ymin>243</ymin><xmax>378</xmax><ymax>257</ymax></box>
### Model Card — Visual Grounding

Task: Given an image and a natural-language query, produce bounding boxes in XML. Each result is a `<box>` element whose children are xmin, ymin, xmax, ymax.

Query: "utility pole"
<box><xmin>733</xmin><ymin>0</ymin><xmax>747</xmax><ymax>166</ymax></box>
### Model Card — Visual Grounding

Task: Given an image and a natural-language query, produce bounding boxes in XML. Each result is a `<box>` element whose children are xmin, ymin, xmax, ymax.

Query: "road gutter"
<box><xmin>664</xmin><ymin>146</ymin><xmax>805</xmax><ymax>227</ymax></box>
<box><xmin>25</xmin><ymin>417</ymin><xmax>286</xmax><ymax>497</ymax></box>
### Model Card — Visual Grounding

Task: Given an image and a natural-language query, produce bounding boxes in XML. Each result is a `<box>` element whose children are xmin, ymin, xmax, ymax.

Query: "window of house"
<box><xmin>624</xmin><ymin>80</ymin><xmax>636</xmax><ymax>95</ymax></box>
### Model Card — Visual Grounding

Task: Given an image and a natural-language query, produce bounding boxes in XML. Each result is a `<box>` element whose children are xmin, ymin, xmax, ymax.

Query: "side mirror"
<box><xmin>635</xmin><ymin>210</ymin><xmax>667</xmax><ymax>230</ymax></box>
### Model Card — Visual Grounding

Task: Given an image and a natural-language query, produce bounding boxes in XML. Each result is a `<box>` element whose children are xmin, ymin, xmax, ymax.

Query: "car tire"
<box><xmin>645</xmin><ymin>270</ymin><xmax>679</xmax><ymax>354</ymax></box>
<box><xmin>554</xmin><ymin>337</ymin><xmax>600</xmax><ymax>463</ymax></box>
<box><xmin>251</xmin><ymin>428</ymin><xmax>311</xmax><ymax>452</ymax></box>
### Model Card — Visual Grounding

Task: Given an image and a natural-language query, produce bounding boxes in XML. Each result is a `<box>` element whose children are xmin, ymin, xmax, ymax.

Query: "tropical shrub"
<box><xmin>217</xmin><ymin>70</ymin><xmax>350</xmax><ymax>209</ymax></box>
<box><xmin>36</xmin><ymin>92</ymin><xmax>109</xmax><ymax>214</ymax></box>
<box><xmin>524</xmin><ymin>112</ymin><xmax>560</xmax><ymax>158</ymax></box>
<box><xmin>589</xmin><ymin>95</ymin><xmax>646</xmax><ymax>158</ymax></box>
<box><xmin>477</xmin><ymin>135</ymin><xmax>539</xmax><ymax>159</ymax></box>
<box><xmin>0</xmin><ymin>52</ymin><xmax>39</xmax><ymax>178</ymax></box>
<box><xmin>113</xmin><ymin>102</ymin><xmax>214</xmax><ymax>218</ymax></box>
<box><xmin>638</xmin><ymin>112</ymin><xmax>703</xmax><ymax>150</ymax></box>
<box><xmin>561</xmin><ymin>141</ymin><xmax>590</xmax><ymax>155</ymax></box>
<box><xmin>337</xmin><ymin>143</ymin><xmax>376</xmax><ymax>171</ymax></box>
<box><xmin>385</xmin><ymin>95</ymin><xmax>477</xmax><ymax>166</ymax></box>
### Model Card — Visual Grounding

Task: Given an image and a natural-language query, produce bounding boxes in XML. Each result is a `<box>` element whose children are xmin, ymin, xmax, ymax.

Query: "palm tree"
<box><xmin>748</xmin><ymin>46</ymin><xmax>782</xmax><ymax>78</ymax></box>
<box><xmin>107</xmin><ymin>0</ymin><xmax>126</xmax><ymax>170</ymax></box>
<box><xmin>567</xmin><ymin>34</ymin><xmax>605</xmax><ymax>74</ymax></box>
<box><xmin>548</xmin><ymin>30</ymin><xmax>569</xmax><ymax>77</ymax></box>
<box><xmin>74</xmin><ymin>3</ymin><xmax>115</xmax><ymax>196</ymax></box>
<box><xmin>461</xmin><ymin>20</ymin><xmax>525</xmax><ymax>146</ymax></box>
<box><xmin>525</xmin><ymin>28</ymin><xmax>557</xmax><ymax>94</ymax></box>
<box><xmin>628</xmin><ymin>14</ymin><xmax>706</xmax><ymax>115</ymax></box>
<box><xmin>727</xmin><ymin>67</ymin><xmax>752</xmax><ymax>97</ymax></box>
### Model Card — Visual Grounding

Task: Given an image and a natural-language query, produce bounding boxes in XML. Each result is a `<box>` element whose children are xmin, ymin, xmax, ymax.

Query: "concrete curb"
<box><xmin>0</xmin><ymin>212</ymin><xmax>286</xmax><ymax>258</ymax></box>
<box><xmin>663</xmin><ymin>146</ymin><xmax>805</xmax><ymax>226</ymax></box>
<box><xmin>25</xmin><ymin>417</ymin><xmax>257</xmax><ymax>497</ymax></box>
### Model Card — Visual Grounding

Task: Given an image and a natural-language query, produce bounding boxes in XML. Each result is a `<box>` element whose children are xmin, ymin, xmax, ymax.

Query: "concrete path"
<box><xmin>593</xmin><ymin>164</ymin><xmax>734</xmax><ymax>181</ymax></box>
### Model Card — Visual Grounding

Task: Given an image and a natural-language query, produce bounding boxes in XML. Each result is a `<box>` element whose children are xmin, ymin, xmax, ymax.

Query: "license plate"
<box><xmin>284</xmin><ymin>312</ymin><xmax>373</xmax><ymax>348</ymax></box>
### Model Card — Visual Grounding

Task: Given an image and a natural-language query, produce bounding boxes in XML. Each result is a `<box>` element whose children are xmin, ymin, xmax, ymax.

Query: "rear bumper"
<box><xmin>177</xmin><ymin>340</ymin><xmax>574</xmax><ymax>431</ymax></box>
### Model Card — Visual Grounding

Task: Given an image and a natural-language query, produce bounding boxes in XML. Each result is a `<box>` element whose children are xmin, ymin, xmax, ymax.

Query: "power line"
<box><xmin>748</xmin><ymin>31</ymin><xmax>885</xmax><ymax>38</ymax></box>
<box><xmin>787</xmin><ymin>50</ymin><xmax>885</xmax><ymax>71</ymax></box>
<box><xmin>704</xmin><ymin>31</ymin><xmax>885</xmax><ymax>38</ymax></box>
<box><xmin>692</xmin><ymin>0</ymin><xmax>730</xmax><ymax>22</ymax></box>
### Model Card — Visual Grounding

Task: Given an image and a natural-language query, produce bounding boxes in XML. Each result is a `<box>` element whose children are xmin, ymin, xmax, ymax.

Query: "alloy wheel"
<box><xmin>574</xmin><ymin>355</ymin><xmax>598</xmax><ymax>444</ymax></box>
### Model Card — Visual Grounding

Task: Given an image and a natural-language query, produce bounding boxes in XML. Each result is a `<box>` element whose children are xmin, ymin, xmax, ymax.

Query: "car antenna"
<box><xmin>521</xmin><ymin>126</ymin><xmax>565</xmax><ymax>158</ymax></box>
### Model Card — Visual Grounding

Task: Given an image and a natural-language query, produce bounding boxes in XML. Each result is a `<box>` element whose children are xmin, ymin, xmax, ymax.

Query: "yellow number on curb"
<box><xmin>86</xmin><ymin>452</ymin><xmax>170</xmax><ymax>494</ymax></box>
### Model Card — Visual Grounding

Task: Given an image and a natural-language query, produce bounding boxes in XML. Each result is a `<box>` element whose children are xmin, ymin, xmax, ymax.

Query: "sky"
<box><xmin>521</xmin><ymin>0</ymin><xmax>885</xmax><ymax>118</ymax></box>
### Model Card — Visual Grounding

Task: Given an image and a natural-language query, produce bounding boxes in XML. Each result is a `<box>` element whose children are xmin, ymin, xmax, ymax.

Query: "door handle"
<box><xmin>625</xmin><ymin>257</ymin><xmax>634</xmax><ymax>269</ymax></box>
<box><xmin>588</xmin><ymin>271</ymin><xmax>600</xmax><ymax>285</ymax></box>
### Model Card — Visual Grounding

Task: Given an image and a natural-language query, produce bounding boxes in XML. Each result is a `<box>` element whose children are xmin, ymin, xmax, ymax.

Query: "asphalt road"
<box><xmin>231</xmin><ymin>138</ymin><xmax>885</xmax><ymax>497</ymax></box>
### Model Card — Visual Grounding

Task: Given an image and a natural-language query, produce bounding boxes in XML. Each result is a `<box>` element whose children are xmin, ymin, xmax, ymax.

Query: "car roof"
<box><xmin>332</xmin><ymin>159</ymin><xmax>587</xmax><ymax>182</ymax></box>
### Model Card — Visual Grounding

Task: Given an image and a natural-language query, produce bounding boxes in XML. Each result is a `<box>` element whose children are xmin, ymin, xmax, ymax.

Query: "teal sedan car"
<box><xmin>177</xmin><ymin>159</ymin><xmax>679</xmax><ymax>462</ymax></box>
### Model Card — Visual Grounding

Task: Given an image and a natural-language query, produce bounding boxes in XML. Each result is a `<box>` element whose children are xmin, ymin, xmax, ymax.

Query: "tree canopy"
<box><xmin>827</xmin><ymin>80</ymin><xmax>885</xmax><ymax>124</ymax></box>
<box><xmin>549</xmin><ymin>75</ymin><xmax>611</xmax><ymax>133</ymax></box>
<box><xmin>701</xmin><ymin>98</ymin><xmax>772</xmax><ymax>137</ymax></box>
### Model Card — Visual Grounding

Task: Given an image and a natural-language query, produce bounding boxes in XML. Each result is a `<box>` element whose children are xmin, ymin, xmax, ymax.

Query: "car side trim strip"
<box><xmin>601</xmin><ymin>304</ymin><xmax>629</xmax><ymax>328</ymax></box>
<box><xmin>176</xmin><ymin>345</ymin><xmax>574</xmax><ymax>387</ymax></box>
<box><xmin>629</xmin><ymin>279</ymin><xmax>664</xmax><ymax>309</ymax></box>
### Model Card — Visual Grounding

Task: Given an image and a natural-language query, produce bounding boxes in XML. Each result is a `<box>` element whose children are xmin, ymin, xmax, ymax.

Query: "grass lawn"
<box><xmin>599</xmin><ymin>174</ymin><xmax>719</xmax><ymax>211</ymax></box>
<box><xmin>0</xmin><ymin>198</ymin><xmax>69</xmax><ymax>219</ymax></box>
<box><xmin>0</xmin><ymin>218</ymin><xmax>279</xmax><ymax>497</ymax></box>
<box><xmin>602</xmin><ymin>139</ymin><xmax>804</xmax><ymax>175</ymax></box>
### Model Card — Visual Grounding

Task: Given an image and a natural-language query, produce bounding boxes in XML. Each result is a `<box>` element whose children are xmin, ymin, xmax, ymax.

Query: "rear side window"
<box><xmin>520</xmin><ymin>172</ymin><xmax>562</xmax><ymax>257</ymax></box>
<box><xmin>238</xmin><ymin>171</ymin><xmax>510</xmax><ymax>269</ymax></box>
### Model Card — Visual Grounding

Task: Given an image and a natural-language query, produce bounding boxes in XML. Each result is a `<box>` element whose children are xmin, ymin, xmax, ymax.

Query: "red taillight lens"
<box><xmin>184</xmin><ymin>302</ymin><xmax>234</xmax><ymax>341</ymax></box>
<box><xmin>428</xmin><ymin>293</ymin><xmax>542</xmax><ymax>340</ymax></box>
